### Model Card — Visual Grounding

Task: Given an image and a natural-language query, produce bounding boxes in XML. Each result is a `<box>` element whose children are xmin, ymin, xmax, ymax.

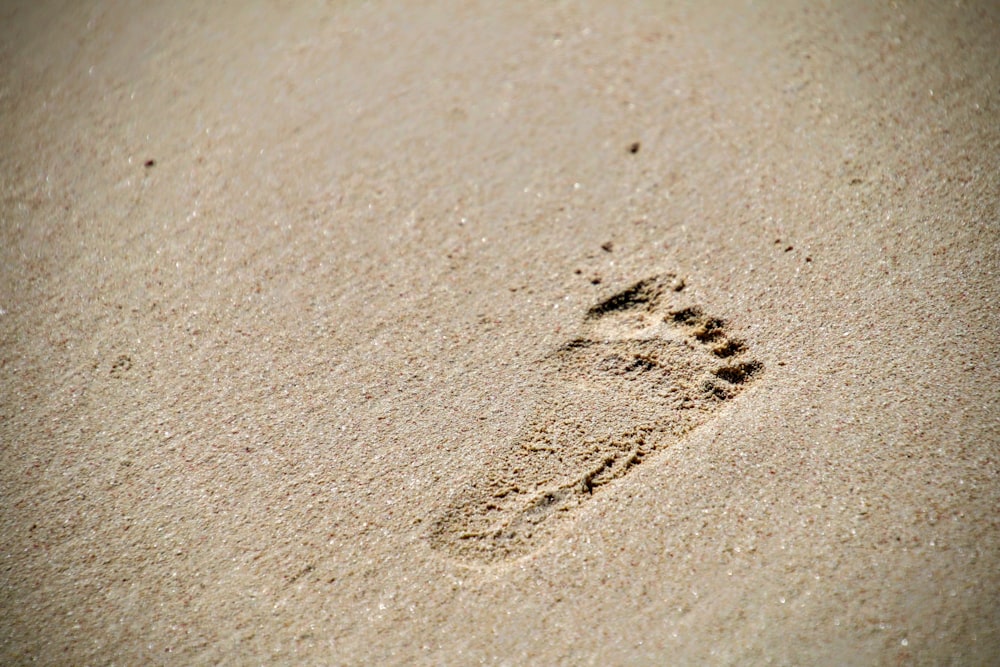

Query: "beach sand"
<box><xmin>2</xmin><ymin>0</ymin><xmax>998</xmax><ymax>663</ymax></box>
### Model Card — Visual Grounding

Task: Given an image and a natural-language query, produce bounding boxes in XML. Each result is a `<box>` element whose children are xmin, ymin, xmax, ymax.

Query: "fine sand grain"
<box><xmin>2</xmin><ymin>0</ymin><xmax>998</xmax><ymax>664</ymax></box>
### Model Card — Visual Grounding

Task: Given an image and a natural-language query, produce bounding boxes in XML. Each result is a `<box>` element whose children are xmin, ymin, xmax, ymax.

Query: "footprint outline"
<box><xmin>429</xmin><ymin>273</ymin><xmax>763</xmax><ymax>564</ymax></box>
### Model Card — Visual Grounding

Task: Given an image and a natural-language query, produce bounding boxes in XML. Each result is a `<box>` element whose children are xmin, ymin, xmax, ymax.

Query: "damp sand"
<box><xmin>1</xmin><ymin>1</ymin><xmax>998</xmax><ymax>663</ymax></box>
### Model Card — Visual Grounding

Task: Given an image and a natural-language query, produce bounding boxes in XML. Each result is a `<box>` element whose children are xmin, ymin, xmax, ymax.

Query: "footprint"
<box><xmin>428</xmin><ymin>274</ymin><xmax>763</xmax><ymax>564</ymax></box>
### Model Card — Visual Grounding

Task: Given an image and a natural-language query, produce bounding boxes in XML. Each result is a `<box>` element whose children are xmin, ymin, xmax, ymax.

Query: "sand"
<box><xmin>1</xmin><ymin>0</ymin><xmax>998</xmax><ymax>664</ymax></box>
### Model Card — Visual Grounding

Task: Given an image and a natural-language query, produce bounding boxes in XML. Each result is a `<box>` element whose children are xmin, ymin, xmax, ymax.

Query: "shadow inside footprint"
<box><xmin>429</xmin><ymin>274</ymin><xmax>763</xmax><ymax>564</ymax></box>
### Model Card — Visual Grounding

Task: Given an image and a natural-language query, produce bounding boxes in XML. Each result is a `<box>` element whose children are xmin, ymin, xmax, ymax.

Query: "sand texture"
<box><xmin>2</xmin><ymin>0</ymin><xmax>999</xmax><ymax>664</ymax></box>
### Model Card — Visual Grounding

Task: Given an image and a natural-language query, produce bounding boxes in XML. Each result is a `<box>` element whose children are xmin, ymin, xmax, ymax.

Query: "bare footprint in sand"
<box><xmin>429</xmin><ymin>274</ymin><xmax>763</xmax><ymax>564</ymax></box>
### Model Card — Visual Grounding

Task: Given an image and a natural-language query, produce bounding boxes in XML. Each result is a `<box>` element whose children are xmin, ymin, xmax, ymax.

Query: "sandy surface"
<box><xmin>2</xmin><ymin>0</ymin><xmax>998</xmax><ymax>664</ymax></box>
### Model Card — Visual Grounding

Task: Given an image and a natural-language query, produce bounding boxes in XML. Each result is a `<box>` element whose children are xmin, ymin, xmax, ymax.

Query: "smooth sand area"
<box><xmin>2</xmin><ymin>1</ymin><xmax>998</xmax><ymax>664</ymax></box>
